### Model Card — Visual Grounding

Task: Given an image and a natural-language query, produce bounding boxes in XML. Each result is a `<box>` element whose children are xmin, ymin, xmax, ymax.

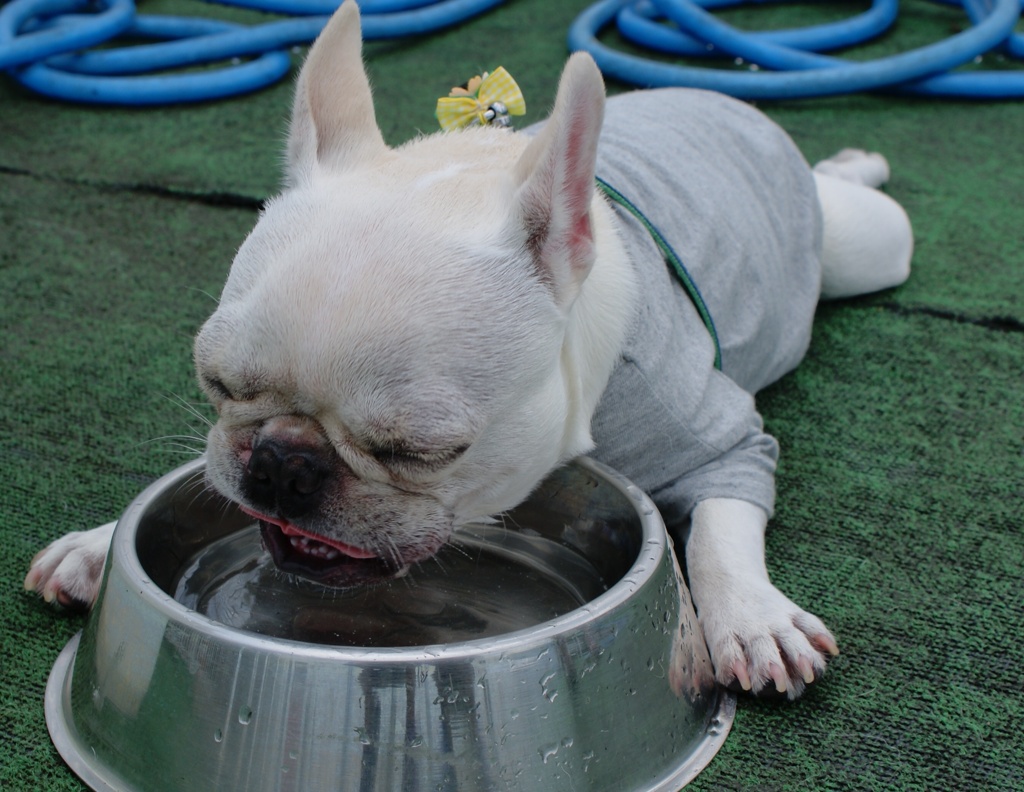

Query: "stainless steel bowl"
<box><xmin>46</xmin><ymin>457</ymin><xmax>734</xmax><ymax>791</ymax></box>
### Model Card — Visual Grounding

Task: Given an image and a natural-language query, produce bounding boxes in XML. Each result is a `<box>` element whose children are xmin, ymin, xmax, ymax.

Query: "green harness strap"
<box><xmin>595</xmin><ymin>176</ymin><xmax>722</xmax><ymax>371</ymax></box>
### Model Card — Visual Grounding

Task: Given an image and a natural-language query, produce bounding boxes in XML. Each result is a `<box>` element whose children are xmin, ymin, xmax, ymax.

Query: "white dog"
<box><xmin>26</xmin><ymin>0</ymin><xmax>912</xmax><ymax>699</ymax></box>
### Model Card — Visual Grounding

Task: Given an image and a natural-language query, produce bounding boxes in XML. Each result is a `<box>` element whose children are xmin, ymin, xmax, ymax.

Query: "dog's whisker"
<box><xmin>172</xmin><ymin>489</ymin><xmax>211</xmax><ymax>524</ymax></box>
<box><xmin>162</xmin><ymin>391</ymin><xmax>216</xmax><ymax>428</ymax></box>
<box><xmin>212</xmin><ymin>499</ymin><xmax>235</xmax><ymax>525</ymax></box>
<box><xmin>442</xmin><ymin>540</ymin><xmax>473</xmax><ymax>563</ymax></box>
<box><xmin>153</xmin><ymin>440</ymin><xmax>206</xmax><ymax>450</ymax></box>
<box><xmin>187</xmin><ymin>286</ymin><xmax>221</xmax><ymax>306</ymax></box>
<box><xmin>141</xmin><ymin>432</ymin><xmax>207</xmax><ymax>444</ymax></box>
<box><xmin>178</xmin><ymin>472</ymin><xmax>214</xmax><ymax>512</ymax></box>
<box><xmin>494</xmin><ymin>512</ymin><xmax>519</xmax><ymax>533</ymax></box>
<box><xmin>380</xmin><ymin>537</ymin><xmax>405</xmax><ymax>570</ymax></box>
<box><xmin>156</xmin><ymin>444</ymin><xmax>207</xmax><ymax>457</ymax></box>
<box><xmin>427</xmin><ymin>553</ymin><xmax>452</xmax><ymax>577</ymax></box>
<box><xmin>139</xmin><ymin>433</ymin><xmax>209</xmax><ymax>462</ymax></box>
<box><xmin>393</xmin><ymin>570</ymin><xmax>420</xmax><ymax>594</ymax></box>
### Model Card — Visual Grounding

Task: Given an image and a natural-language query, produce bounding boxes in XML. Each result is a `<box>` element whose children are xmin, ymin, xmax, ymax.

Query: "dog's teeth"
<box><xmin>286</xmin><ymin>533</ymin><xmax>344</xmax><ymax>562</ymax></box>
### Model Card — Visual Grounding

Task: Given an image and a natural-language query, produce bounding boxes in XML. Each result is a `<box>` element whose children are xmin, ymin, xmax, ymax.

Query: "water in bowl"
<box><xmin>172</xmin><ymin>523</ymin><xmax>610</xmax><ymax>647</ymax></box>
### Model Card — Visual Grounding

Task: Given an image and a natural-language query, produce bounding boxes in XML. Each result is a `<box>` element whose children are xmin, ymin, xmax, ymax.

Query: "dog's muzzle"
<box><xmin>244</xmin><ymin>436</ymin><xmax>329</xmax><ymax>519</ymax></box>
<box><xmin>238</xmin><ymin>431</ymin><xmax>401</xmax><ymax>587</ymax></box>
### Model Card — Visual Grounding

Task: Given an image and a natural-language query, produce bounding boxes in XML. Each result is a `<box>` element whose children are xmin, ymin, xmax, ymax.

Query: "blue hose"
<box><xmin>40</xmin><ymin>16</ymin><xmax>334</xmax><ymax>75</ymax></box>
<box><xmin>5</xmin><ymin>0</ymin><xmax>1022</xmax><ymax>104</ymax></box>
<box><xmin>617</xmin><ymin>0</ymin><xmax>899</xmax><ymax>58</ymax></box>
<box><xmin>569</xmin><ymin>0</ymin><xmax>1024</xmax><ymax>99</ymax></box>
<box><xmin>0</xmin><ymin>0</ymin><xmax>134</xmax><ymax>70</ymax></box>
<box><xmin>0</xmin><ymin>0</ymin><xmax>506</xmax><ymax>105</ymax></box>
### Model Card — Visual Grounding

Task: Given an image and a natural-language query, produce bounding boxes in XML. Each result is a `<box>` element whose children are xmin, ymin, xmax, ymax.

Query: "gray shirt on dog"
<box><xmin>566</xmin><ymin>89</ymin><xmax>823</xmax><ymax>526</ymax></box>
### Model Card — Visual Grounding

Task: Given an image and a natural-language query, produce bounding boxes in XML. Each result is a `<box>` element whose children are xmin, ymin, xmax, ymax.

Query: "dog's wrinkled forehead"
<box><xmin>195</xmin><ymin>172</ymin><xmax>563</xmax><ymax>413</ymax></box>
<box><xmin>223</xmin><ymin>163</ymin><xmax>526</xmax><ymax>302</ymax></box>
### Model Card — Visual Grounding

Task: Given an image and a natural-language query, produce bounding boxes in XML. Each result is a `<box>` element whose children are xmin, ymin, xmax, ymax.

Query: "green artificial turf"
<box><xmin>2</xmin><ymin>0</ymin><xmax>1022</xmax><ymax>789</ymax></box>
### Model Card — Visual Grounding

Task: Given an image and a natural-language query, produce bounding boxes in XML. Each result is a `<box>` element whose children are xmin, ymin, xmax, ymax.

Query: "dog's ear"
<box><xmin>513</xmin><ymin>53</ymin><xmax>605</xmax><ymax>308</ymax></box>
<box><xmin>285</xmin><ymin>0</ymin><xmax>388</xmax><ymax>185</ymax></box>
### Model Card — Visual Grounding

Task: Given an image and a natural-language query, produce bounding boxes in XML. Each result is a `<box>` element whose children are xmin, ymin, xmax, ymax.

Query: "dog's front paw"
<box><xmin>698</xmin><ymin>580</ymin><xmax>839</xmax><ymax>699</ymax></box>
<box><xmin>24</xmin><ymin>523</ymin><xmax>115</xmax><ymax>610</ymax></box>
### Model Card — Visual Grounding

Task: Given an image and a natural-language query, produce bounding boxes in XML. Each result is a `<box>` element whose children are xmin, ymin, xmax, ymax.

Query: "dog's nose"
<box><xmin>244</xmin><ymin>439</ymin><xmax>328</xmax><ymax>517</ymax></box>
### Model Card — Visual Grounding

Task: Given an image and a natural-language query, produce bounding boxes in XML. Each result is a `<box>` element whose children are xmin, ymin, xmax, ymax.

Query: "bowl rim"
<box><xmin>106</xmin><ymin>456</ymin><xmax>672</xmax><ymax>664</ymax></box>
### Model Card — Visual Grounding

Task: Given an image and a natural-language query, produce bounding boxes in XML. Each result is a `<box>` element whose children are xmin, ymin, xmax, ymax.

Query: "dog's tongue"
<box><xmin>238</xmin><ymin>506</ymin><xmax>377</xmax><ymax>560</ymax></box>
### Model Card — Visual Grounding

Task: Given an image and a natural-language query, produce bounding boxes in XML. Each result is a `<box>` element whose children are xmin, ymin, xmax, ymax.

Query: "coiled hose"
<box><xmin>0</xmin><ymin>0</ymin><xmax>506</xmax><ymax>104</ymax></box>
<box><xmin>4</xmin><ymin>0</ymin><xmax>1022</xmax><ymax>104</ymax></box>
<box><xmin>569</xmin><ymin>0</ymin><xmax>1024</xmax><ymax>99</ymax></box>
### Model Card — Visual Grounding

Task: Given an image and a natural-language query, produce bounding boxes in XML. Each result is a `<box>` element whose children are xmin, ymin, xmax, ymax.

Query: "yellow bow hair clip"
<box><xmin>435</xmin><ymin>67</ymin><xmax>526</xmax><ymax>131</ymax></box>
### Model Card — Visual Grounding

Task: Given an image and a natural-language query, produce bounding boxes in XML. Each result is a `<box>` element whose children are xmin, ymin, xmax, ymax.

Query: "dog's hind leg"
<box><xmin>812</xmin><ymin>150</ymin><xmax>913</xmax><ymax>300</ymax></box>
<box><xmin>813</xmin><ymin>147</ymin><xmax>891</xmax><ymax>187</ymax></box>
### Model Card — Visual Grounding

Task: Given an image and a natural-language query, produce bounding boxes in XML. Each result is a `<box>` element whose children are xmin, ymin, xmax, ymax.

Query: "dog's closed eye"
<box><xmin>371</xmin><ymin>444</ymin><xmax>469</xmax><ymax>470</ymax></box>
<box><xmin>201</xmin><ymin>375</ymin><xmax>235</xmax><ymax>402</ymax></box>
